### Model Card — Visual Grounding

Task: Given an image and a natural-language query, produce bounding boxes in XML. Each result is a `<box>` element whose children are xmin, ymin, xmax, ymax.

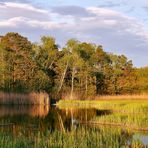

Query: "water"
<box><xmin>0</xmin><ymin>105</ymin><xmax>147</xmax><ymax>147</ymax></box>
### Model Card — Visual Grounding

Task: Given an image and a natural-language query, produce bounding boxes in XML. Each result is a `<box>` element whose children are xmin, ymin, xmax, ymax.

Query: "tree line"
<box><xmin>0</xmin><ymin>33</ymin><xmax>147</xmax><ymax>98</ymax></box>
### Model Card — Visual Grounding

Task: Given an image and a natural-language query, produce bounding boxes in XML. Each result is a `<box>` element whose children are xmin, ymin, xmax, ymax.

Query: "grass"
<box><xmin>57</xmin><ymin>99</ymin><xmax>148</xmax><ymax>113</ymax></box>
<box><xmin>94</xmin><ymin>94</ymin><xmax>148</xmax><ymax>100</ymax></box>
<box><xmin>0</xmin><ymin>126</ymin><xmax>146</xmax><ymax>148</ymax></box>
<box><xmin>91</xmin><ymin>113</ymin><xmax>148</xmax><ymax>130</ymax></box>
<box><xmin>0</xmin><ymin>92</ymin><xmax>50</xmax><ymax>105</ymax></box>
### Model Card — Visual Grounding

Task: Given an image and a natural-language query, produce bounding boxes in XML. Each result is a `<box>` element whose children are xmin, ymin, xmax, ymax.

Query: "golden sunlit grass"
<box><xmin>57</xmin><ymin>99</ymin><xmax>148</xmax><ymax>113</ymax></box>
<box><xmin>95</xmin><ymin>94</ymin><xmax>148</xmax><ymax>100</ymax></box>
<box><xmin>0</xmin><ymin>92</ymin><xmax>50</xmax><ymax>105</ymax></box>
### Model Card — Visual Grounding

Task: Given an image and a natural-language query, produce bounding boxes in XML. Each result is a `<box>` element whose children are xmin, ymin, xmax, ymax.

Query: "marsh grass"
<box><xmin>57</xmin><ymin>99</ymin><xmax>148</xmax><ymax>131</ymax></box>
<box><xmin>95</xmin><ymin>94</ymin><xmax>148</xmax><ymax>100</ymax></box>
<box><xmin>0</xmin><ymin>126</ymin><xmax>146</xmax><ymax>148</ymax></box>
<box><xmin>57</xmin><ymin>100</ymin><xmax>148</xmax><ymax>113</ymax></box>
<box><xmin>0</xmin><ymin>92</ymin><xmax>50</xmax><ymax>105</ymax></box>
<box><xmin>91</xmin><ymin>113</ymin><xmax>148</xmax><ymax>130</ymax></box>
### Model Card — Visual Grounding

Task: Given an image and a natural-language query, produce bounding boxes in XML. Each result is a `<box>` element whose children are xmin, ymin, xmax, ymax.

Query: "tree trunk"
<box><xmin>70</xmin><ymin>67</ymin><xmax>75</xmax><ymax>99</ymax></box>
<box><xmin>85</xmin><ymin>74</ymin><xmax>88</xmax><ymax>95</ymax></box>
<box><xmin>57</xmin><ymin>61</ymin><xmax>69</xmax><ymax>94</ymax></box>
<box><xmin>48</xmin><ymin>58</ymin><xmax>55</xmax><ymax>69</ymax></box>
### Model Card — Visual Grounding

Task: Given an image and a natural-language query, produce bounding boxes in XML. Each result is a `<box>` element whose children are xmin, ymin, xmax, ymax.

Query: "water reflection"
<box><xmin>0</xmin><ymin>105</ymin><xmax>49</xmax><ymax>117</ymax></box>
<box><xmin>0</xmin><ymin>105</ymin><xmax>147</xmax><ymax>146</ymax></box>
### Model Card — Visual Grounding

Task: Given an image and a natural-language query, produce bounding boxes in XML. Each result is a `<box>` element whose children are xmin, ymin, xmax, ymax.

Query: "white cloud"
<box><xmin>87</xmin><ymin>7</ymin><xmax>121</xmax><ymax>17</ymax></box>
<box><xmin>0</xmin><ymin>2</ymin><xmax>49</xmax><ymax>20</ymax></box>
<box><xmin>0</xmin><ymin>17</ymin><xmax>60</xmax><ymax>29</ymax></box>
<box><xmin>0</xmin><ymin>2</ymin><xmax>48</xmax><ymax>14</ymax></box>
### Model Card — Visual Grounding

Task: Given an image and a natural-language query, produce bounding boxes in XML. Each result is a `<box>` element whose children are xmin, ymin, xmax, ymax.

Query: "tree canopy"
<box><xmin>0</xmin><ymin>32</ymin><xmax>146</xmax><ymax>98</ymax></box>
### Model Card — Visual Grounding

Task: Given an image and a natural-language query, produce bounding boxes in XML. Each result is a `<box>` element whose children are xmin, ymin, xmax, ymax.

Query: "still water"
<box><xmin>0</xmin><ymin>105</ymin><xmax>147</xmax><ymax>147</ymax></box>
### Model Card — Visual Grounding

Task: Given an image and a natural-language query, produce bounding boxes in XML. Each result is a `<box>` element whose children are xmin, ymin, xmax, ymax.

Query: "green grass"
<box><xmin>92</xmin><ymin>113</ymin><xmax>148</xmax><ymax>129</ymax></box>
<box><xmin>57</xmin><ymin>100</ymin><xmax>148</xmax><ymax>113</ymax></box>
<box><xmin>0</xmin><ymin>126</ymin><xmax>146</xmax><ymax>148</ymax></box>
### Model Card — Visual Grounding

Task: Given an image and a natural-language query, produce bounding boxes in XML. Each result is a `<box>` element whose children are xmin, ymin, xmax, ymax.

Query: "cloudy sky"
<box><xmin>0</xmin><ymin>0</ymin><xmax>148</xmax><ymax>67</ymax></box>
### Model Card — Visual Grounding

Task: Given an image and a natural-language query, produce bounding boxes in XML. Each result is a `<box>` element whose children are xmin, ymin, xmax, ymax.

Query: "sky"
<box><xmin>0</xmin><ymin>0</ymin><xmax>148</xmax><ymax>67</ymax></box>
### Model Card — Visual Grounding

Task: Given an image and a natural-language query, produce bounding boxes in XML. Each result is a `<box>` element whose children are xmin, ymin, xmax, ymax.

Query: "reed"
<box><xmin>0</xmin><ymin>92</ymin><xmax>50</xmax><ymax>105</ymax></box>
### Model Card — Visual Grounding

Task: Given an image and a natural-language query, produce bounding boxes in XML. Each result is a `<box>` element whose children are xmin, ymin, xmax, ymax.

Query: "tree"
<box><xmin>0</xmin><ymin>32</ymin><xmax>36</xmax><ymax>92</ymax></box>
<box><xmin>33</xmin><ymin>36</ymin><xmax>59</xmax><ymax>94</ymax></box>
<box><xmin>108</xmin><ymin>54</ymin><xmax>137</xmax><ymax>94</ymax></box>
<box><xmin>0</xmin><ymin>32</ymin><xmax>143</xmax><ymax>97</ymax></box>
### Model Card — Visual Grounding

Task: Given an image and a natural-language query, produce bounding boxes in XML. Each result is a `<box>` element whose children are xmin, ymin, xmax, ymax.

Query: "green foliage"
<box><xmin>135</xmin><ymin>67</ymin><xmax>148</xmax><ymax>93</ymax></box>
<box><xmin>0</xmin><ymin>33</ymin><xmax>35</xmax><ymax>92</ymax></box>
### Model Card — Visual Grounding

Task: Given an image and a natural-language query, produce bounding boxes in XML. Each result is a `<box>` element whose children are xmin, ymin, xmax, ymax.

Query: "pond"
<box><xmin>0</xmin><ymin>105</ymin><xmax>147</xmax><ymax>147</ymax></box>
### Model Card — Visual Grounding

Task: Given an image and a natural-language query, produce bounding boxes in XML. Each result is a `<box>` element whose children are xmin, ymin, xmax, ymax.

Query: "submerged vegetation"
<box><xmin>0</xmin><ymin>32</ymin><xmax>148</xmax><ymax>99</ymax></box>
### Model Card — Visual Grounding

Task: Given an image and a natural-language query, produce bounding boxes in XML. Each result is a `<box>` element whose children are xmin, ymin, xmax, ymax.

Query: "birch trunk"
<box><xmin>85</xmin><ymin>74</ymin><xmax>88</xmax><ymax>95</ymax></box>
<box><xmin>57</xmin><ymin>61</ymin><xmax>69</xmax><ymax>94</ymax></box>
<box><xmin>70</xmin><ymin>67</ymin><xmax>75</xmax><ymax>99</ymax></box>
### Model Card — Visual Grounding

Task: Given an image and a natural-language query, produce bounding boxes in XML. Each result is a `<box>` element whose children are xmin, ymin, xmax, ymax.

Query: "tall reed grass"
<box><xmin>0</xmin><ymin>92</ymin><xmax>50</xmax><ymax>105</ymax></box>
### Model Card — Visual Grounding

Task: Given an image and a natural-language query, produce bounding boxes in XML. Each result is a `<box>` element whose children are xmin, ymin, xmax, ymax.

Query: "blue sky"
<box><xmin>0</xmin><ymin>0</ymin><xmax>148</xmax><ymax>67</ymax></box>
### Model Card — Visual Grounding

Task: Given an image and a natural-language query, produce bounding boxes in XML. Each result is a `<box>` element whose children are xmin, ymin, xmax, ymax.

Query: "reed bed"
<box><xmin>0</xmin><ymin>92</ymin><xmax>50</xmax><ymax>105</ymax></box>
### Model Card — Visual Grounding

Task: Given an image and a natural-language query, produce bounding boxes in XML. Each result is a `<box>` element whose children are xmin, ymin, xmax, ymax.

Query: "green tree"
<box><xmin>33</xmin><ymin>36</ymin><xmax>59</xmax><ymax>93</ymax></box>
<box><xmin>1</xmin><ymin>33</ymin><xmax>35</xmax><ymax>92</ymax></box>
